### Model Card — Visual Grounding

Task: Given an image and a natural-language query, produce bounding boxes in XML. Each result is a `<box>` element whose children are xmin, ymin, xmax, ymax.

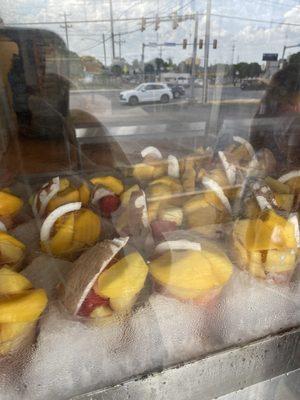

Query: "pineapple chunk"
<box><xmin>90</xmin><ymin>306</ymin><xmax>113</xmax><ymax>318</ymax></box>
<box><xmin>0</xmin><ymin>289</ymin><xmax>48</xmax><ymax>323</ymax></box>
<box><xmin>132</xmin><ymin>164</ymin><xmax>155</xmax><ymax>181</ymax></box>
<box><xmin>120</xmin><ymin>184</ymin><xmax>140</xmax><ymax>205</ymax></box>
<box><xmin>248</xmin><ymin>251</ymin><xmax>265</xmax><ymax>279</ymax></box>
<box><xmin>264</xmin><ymin>250</ymin><xmax>296</xmax><ymax>273</ymax></box>
<box><xmin>90</xmin><ymin>176</ymin><xmax>124</xmax><ymax>195</ymax></box>
<box><xmin>0</xmin><ymin>267</ymin><xmax>32</xmax><ymax>295</ymax></box>
<box><xmin>96</xmin><ymin>252</ymin><xmax>148</xmax><ymax>302</ymax></box>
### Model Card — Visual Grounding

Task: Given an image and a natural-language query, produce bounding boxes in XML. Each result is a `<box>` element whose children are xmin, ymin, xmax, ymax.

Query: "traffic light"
<box><xmin>199</xmin><ymin>39</ymin><xmax>203</xmax><ymax>49</ymax></box>
<box><xmin>172</xmin><ymin>11</ymin><xmax>179</xmax><ymax>29</ymax></box>
<box><xmin>183</xmin><ymin>39</ymin><xmax>187</xmax><ymax>49</ymax></box>
<box><xmin>141</xmin><ymin>17</ymin><xmax>146</xmax><ymax>32</ymax></box>
<box><xmin>213</xmin><ymin>39</ymin><xmax>217</xmax><ymax>49</ymax></box>
<box><xmin>155</xmin><ymin>14</ymin><xmax>160</xmax><ymax>31</ymax></box>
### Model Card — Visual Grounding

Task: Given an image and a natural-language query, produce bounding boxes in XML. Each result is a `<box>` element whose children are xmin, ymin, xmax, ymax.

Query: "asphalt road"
<box><xmin>70</xmin><ymin>85</ymin><xmax>263</xmax><ymax>132</ymax></box>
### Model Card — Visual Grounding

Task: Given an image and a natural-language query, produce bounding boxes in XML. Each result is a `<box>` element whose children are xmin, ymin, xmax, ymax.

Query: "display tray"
<box><xmin>72</xmin><ymin>327</ymin><xmax>300</xmax><ymax>400</ymax></box>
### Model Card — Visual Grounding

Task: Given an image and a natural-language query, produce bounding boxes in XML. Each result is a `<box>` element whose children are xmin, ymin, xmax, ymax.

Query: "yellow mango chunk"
<box><xmin>96</xmin><ymin>252</ymin><xmax>148</xmax><ymax>300</ymax></box>
<box><xmin>286</xmin><ymin>176</ymin><xmax>300</xmax><ymax>193</ymax></box>
<box><xmin>264</xmin><ymin>249</ymin><xmax>296</xmax><ymax>273</ymax></box>
<box><xmin>207</xmin><ymin>169</ymin><xmax>229</xmax><ymax>187</ymax></box>
<box><xmin>90</xmin><ymin>306</ymin><xmax>113</xmax><ymax>318</ymax></box>
<box><xmin>58</xmin><ymin>178</ymin><xmax>70</xmax><ymax>192</ymax></box>
<box><xmin>274</xmin><ymin>194</ymin><xmax>294</xmax><ymax>212</ymax></box>
<box><xmin>149</xmin><ymin>250</ymin><xmax>232</xmax><ymax>293</ymax></box>
<box><xmin>90</xmin><ymin>176</ymin><xmax>124</xmax><ymax>195</ymax></box>
<box><xmin>72</xmin><ymin>209</ymin><xmax>101</xmax><ymax>250</ymax></box>
<box><xmin>109</xmin><ymin>295</ymin><xmax>138</xmax><ymax>313</ymax></box>
<box><xmin>248</xmin><ymin>251</ymin><xmax>265</xmax><ymax>278</ymax></box>
<box><xmin>0</xmin><ymin>232</ymin><xmax>25</xmax><ymax>270</ymax></box>
<box><xmin>184</xmin><ymin>196</ymin><xmax>219</xmax><ymax>227</ymax></box>
<box><xmin>42</xmin><ymin>213</ymin><xmax>75</xmax><ymax>256</ymax></box>
<box><xmin>147</xmin><ymin>201</ymin><xmax>160</xmax><ymax>222</ymax></box>
<box><xmin>147</xmin><ymin>184</ymin><xmax>172</xmax><ymax>201</ymax></box>
<box><xmin>0</xmin><ymin>268</ymin><xmax>32</xmax><ymax>295</ymax></box>
<box><xmin>0</xmin><ymin>321</ymin><xmax>34</xmax><ymax>355</ymax></box>
<box><xmin>78</xmin><ymin>183</ymin><xmax>91</xmax><ymax>206</ymax></box>
<box><xmin>47</xmin><ymin>188</ymin><xmax>80</xmax><ymax>213</ymax></box>
<box><xmin>132</xmin><ymin>164</ymin><xmax>155</xmax><ymax>181</ymax></box>
<box><xmin>120</xmin><ymin>185</ymin><xmax>140</xmax><ymax>206</ymax></box>
<box><xmin>204</xmin><ymin>191</ymin><xmax>227</xmax><ymax>212</ymax></box>
<box><xmin>149</xmin><ymin>176</ymin><xmax>183</xmax><ymax>194</ymax></box>
<box><xmin>0</xmin><ymin>289</ymin><xmax>48</xmax><ymax>323</ymax></box>
<box><xmin>0</xmin><ymin>191</ymin><xmax>23</xmax><ymax>216</ymax></box>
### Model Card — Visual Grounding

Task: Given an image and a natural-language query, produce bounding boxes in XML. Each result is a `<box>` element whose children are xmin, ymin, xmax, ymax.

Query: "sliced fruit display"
<box><xmin>40</xmin><ymin>203</ymin><xmax>101</xmax><ymax>259</ymax></box>
<box><xmin>0</xmin><ymin>267</ymin><xmax>48</xmax><ymax>356</ymax></box>
<box><xmin>149</xmin><ymin>240</ymin><xmax>233</xmax><ymax>304</ymax></box>
<box><xmin>60</xmin><ymin>238</ymin><xmax>148</xmax><ymax>318</ymax></box>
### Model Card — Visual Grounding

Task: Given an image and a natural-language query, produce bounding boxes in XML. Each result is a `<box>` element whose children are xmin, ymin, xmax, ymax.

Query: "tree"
<box><xmin>144</xmin><ymin>63</ymin><xmax>155</xmax><ymax>75</ymax></box>
<box><xmin>111</xmin><ymin>64</ymin><xmax>122</xmax><ymax>76</ymax></box>
<box><xmin>248</xmin><ymin>62</ymin><xmax>261</xmax><ymax>77</ymax></box>
<box><xmin>289</xmin><ymin>52</ymin><xmax>300</xmax><ymax>66</ymax></box>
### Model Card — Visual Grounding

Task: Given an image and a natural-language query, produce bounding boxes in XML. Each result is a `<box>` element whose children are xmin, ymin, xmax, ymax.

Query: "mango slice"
<box><xmin>0</xmin><ymin>289</ymin><xmax>48</xmax><ymax>323</ymax></box>
<box><xmin>0</xmin><ymin>232</ymin><xmax>25</xmax><ymax>270</ymax></box>
<box><xmin>96</xmin><ymin>252</ymin><xmax>148</xmax><ymax>305</ymax></box>
<box><xmin>90</xmin><ymin>306</ymin><xmax>113</xmax><ymax>318</ymax></box>
<box><xmin>43</xmin><ymin>213</ymin><xmax>75</xmax><ymax>256</ymax></box>
<box><xmin>0</xmin><ymin>191</ymin><xmax>23</xmax><ymax>216</ymax></box>
<box><xmin>120</xmin><ymin>185</ymin><xmax>140</xmax><ymax>206</ymax></box>
<box><xmin>58</xmin><ymin>178</ymin><xmax>70</xmax><ymax>192</ymax></box>
<box><xmin>149</xmin><ymin>176</ymin><xmax>183</xmax><ymax>194</ymax></box>
<box><xmin>90</xmin><ymin>176</ymin><xmax>124</xmax><ymax>195</ymax></box>
<box><xmin>0</xmin><ymin>321</ymin><xmax>34</xmax><ymax>355</ymax></box>
<box><xmin>47</xmin><ymin>188</ymin><xmax>80</xmax><ymax>213</ymax></box>
<box><xmin>264</xmin><ymin>249</ymin><xmax>296</xmax><ymax>273</ymax></box>
<box><xmin>78</xmin><ymin>183</ymin><xmax>91</xmax><ymax>206</ymax></box>
<box><xmin>0</xmin><ymin>268</ymin><xmax>32</xmax><ymax>295</ymax></box>
<box><xmin>149</xmin><ymin>249</ymin><xmax>232</xmax><ymax>293</ymax></box>
<box><xmin>265</xmin><ymin>177</ymin><xmax>290</xmax><ymax>194</ymax></box>
<box><xmin>132</xmin><ymin>164</ymin><xmax>155</xmax><ymax>181</ymax></box>
<box><xmin>109</xmin><ymin>295</ymin><xmax>137</xmax><ymax>313</ymax></box>
<box><xmin>274</xmin><ymin>194</ymin><xmax>294</xmax><ymax>212</ymax></box>
<box><xmin>72</xmin><ymin>209</ymin><xmax>101</xmax><ymax>250</ymax></box>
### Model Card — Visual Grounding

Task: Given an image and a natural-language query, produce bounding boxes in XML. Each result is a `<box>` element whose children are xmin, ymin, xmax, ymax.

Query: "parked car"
<box><xmin>194</xmin><ymin>78</ymin><xmax>204</xmax><ymax>87</ymax></box>
<box><xmin>240</xmin><ymin>78</ymin><xmax>267</xmax><ymax>91</ymax></box>
<box><xmin>167</xmin><ymin>83</ymin><xmax>185</xmax><ymax>98</ymax></box>
<box><xmin>119</xmin><ymin>83</ymin><xmax>173</xmax><ymax>105</ymax></box>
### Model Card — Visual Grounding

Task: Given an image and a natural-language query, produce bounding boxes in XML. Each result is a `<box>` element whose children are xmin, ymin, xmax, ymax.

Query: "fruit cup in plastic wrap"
<box><xmin>0</xmin><ymin>267</ymin><xmax>48</xmax><ymax>359</ymax></box>
<box><xmin>59</xmin><ymin>237</ymin><xmax>149</xmax><ymax>321</ymax></box>
<box><xmin>148</xmin><ymin>231</ymin><xmax>233</xmax><ymax>307</ymax></box>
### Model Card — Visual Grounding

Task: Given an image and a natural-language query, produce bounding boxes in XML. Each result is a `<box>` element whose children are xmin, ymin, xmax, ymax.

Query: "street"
<box><xmin>70</xmin><ymin>85</ymin><xmax>263</xmax><ymax>131</ymax></box>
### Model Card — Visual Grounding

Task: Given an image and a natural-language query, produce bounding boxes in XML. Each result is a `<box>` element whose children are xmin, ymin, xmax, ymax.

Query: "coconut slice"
<box><xmin>167</xmin><ymin>155</ymin><xmax>180</xmax><ymax>178</ymax></box>
<box><xmin>288</xmin><ymin>213</ymin><xmax>300</xmax><ymax>247</ymax></box>
<box><xmin>0</xmin><ymin>221</ymin><xmax>7</xmax><ymax>232</ymax></box>
<box><xmin>141</xmin><ymin>146</ymin><xmax>162</xmax><ymax>160</ymax></box>
<box><xmin>33</xmin><ymin>177</ymin><xmax>60</xmax><ymax>217</ymax></box>
<box><xmin>61</xmin><ymin>237</ymin><xmax>129</xmax><ymax>315</ymax></box>
<box><xmin>154</xmin><ymin>240</ymin><xmax>201</xmax><ymax>255</ymax></box>
<box><xmin>278</xmin><ymin>170</ymin><xmax>300</xmax><ymax>183</ymax></box>
<box><xmin>255</xmin><ymin>195</ymin><xmax>272</xmax><ymax>211</ymax></box>
<box><xmin>218</xmin><ymin>151</ymin><xmax>236</xmax><ymax>185</ymax></box>
<box><xmin>202</xmin><ymin>177</ymin><xmax>232</xmax><ymax>214</ymax></box>
<box><xmin>40</xmin><ymin>202</ymin><xmax>82</xmax><ymax>242</ymax></box>
<box><xmin>92</xmin><ymin>188</ymin><xmax>113</xmax><ymax>205</ymax></box>
<box><xmin>133</xmin><ymin>190</ymin><xmax>149</xmax><ymax>228</ymax></box>
<box><xmin>233</xmin><ymin>136</ymin><xmax>255</xmax><ymax>158</ymax></box>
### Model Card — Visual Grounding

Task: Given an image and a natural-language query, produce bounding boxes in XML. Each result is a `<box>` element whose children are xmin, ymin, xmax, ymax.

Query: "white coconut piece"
<box><xmin>154</xmin><ymin>240</ymin><xmax>202</xmax><ymax>255</ymax></box>
<box><xmin>278</xmin><ymin>170</ymin><xmax>300</xmax><ymax>183</ymax></box>
<box><xmin>0</xmin><ymin>221</ymin><xmax>7</xmax><ymax>232</ymax></box>
<box><xmin>218</xmin><ymin>151</ymin><xmax>236</xmax><ymax>185</ymax></box>
<box><xmin>233</xmin><ymin>136</ymin><xmax>255</xmax><ymax>158</ymax></box>
<box><xmin>202</xmin><ymin>177</ymin><xmax>232</xmax><ymax>214</ymax></box>
<box><xmin>134</xmin><ymin>191</ymin><xmax>149</xmax><ymax>228</ymax></box>
<box><xmin>141</xmin><ymin>146</ymin><xmax>162</xmax><ymax>160</ymax></box>
<box><xmin>34</xmin><ymin>177</ymin><xmax>60</xmax><ymax>217</ymax></box>
<box><xmin>40</xmin><ymin>202</ymin><xmax>82</xmax><ymax>242</ymax></box>
<box><xmin>167</xmin><ymin>155</ymin><xmax>180</xmax><ymax>178</ymax></box>
<box><xmin>92</xmin><ymin>188</ymin><xmax>113</xmax><ymax>205</ymax></box>
<box><xmin>61</xmin><ymin>237</ymin><xmax>129</xmax><ymax>315</ymax></box>
<box><xmin>288</xmin><ymin>213</ymin><xmax>300</xmax><ymax>247</ymax></box>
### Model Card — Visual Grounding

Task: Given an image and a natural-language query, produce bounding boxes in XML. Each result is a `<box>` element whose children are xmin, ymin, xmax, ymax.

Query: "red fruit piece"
<box><xmin>151</xmin><ymin>219</ymin><xmax>177</xmax><ymax>241</ymax></box>
<box><xmin>78</xmin><ymin>289</ymin><xmax>110</xmax><ymax>317</ymax></box>
<box><xmin>99</xmin><ymin>195</ymin><xmax>120</xmax><ymax>217</ymax></box>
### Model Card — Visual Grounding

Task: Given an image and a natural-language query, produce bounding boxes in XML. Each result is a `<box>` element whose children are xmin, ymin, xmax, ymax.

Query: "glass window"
<box><xmin>0</xmin><ymin>1</ymin><xmax>300</xmax><ymax>399</ymax></box>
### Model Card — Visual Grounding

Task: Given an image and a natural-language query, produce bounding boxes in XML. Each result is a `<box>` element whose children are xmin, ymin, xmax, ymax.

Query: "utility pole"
<box><xmin>231</xmin><ymin>42</ymin><xmax>236</xmax><ymax>66</ymax></box>
<box><xmin>202</xmin><ymin>0</ymin><xmax>212</xmax><ymax>104</ymax></box>
<box><xmin>109</xmin><ymin>0</ymin><xmax>115</xmax><ymax>60</ymax></box>
<box><xmin>60</xmin><ymin>12</ymin><xmax>72</xmax><ymax>49</ymax></box>
<box><xmin>141</xmin><ymin>43</ymin><xmax>145</xmax><ymax>80</ymax></box>
<box><xmin>102</xmin><ymin>33</ymin><xmax>107</xmax><ymax>67</ymax></box>
<box><xmin>190</xmin><ymin>14</ymin><xmax>199</xmax><ymax>100</ymax></box>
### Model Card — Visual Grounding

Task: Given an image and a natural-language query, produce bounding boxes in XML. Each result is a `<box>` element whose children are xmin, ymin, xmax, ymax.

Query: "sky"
<box><xmin>2</xmin><ymin>0</ymin><xmax>300</xmax><ymax>66</ymax></box>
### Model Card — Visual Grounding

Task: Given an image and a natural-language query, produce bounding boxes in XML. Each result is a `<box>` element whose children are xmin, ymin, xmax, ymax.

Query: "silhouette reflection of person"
<box><xmin>250</xmin><ymin>64</ymin><xmax>300</xmax><ymax>171</ymax></box>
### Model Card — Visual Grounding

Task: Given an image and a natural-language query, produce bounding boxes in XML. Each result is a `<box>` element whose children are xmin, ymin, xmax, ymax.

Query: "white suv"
<box><xmin>119</xmin><ymin>83</ymin><xmax>173</xmax><ymax>105</ymax></box>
